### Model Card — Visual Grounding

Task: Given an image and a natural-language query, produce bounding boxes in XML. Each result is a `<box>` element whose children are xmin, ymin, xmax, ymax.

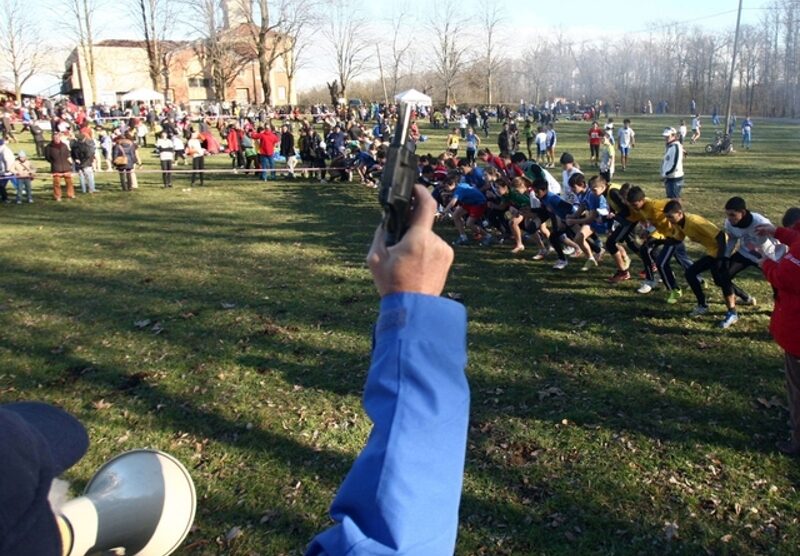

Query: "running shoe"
<box><xmin>637</xmin><ymin>280</ymin><xmax>658</xmax><ymax>294</ymax></box>
<box><xmin>452</xmin><ymin>237</ymin><xmax>471</xmax><ymax>246</ymax></box>
<box><xmin>719</xmin><ymin>311</ymin><xmax>739</xmax><ymax>329</ymax></box>
<box><xmin>562</xmin><ymin>245</ymin><xmax>576</xmax><ymax>256</ymax></box>
<box><xmin>532</xmin><ymin>249</ymin><xmax>547</xmax><ymax>260</ymax></box>
<box><xmin>595</xmin><ymin>248</ymin><xmax>606</xmax><ymax>263</ymax></box>
<box><xmin>608</xmin><ymin>270</ymin><xmax>631</xmax><ymax>283</ymax></box>
<box><xmin>666</xmin><ymin>289</ymin><xmax>683</xmax><ymax>304</ymax></box>
<box><xmin>581</xmin><ymin>258</ymin><xmax>598</xmax><ymax>272</ymax></box>
<box><xmin>638</xmin><ymin>264</ymin><xmax>658</xmax><ymax>280</ymax></box>
<box><xmin>689</xmin><ymin>305</ymin><xmax>709</xmax><ymax>317</ymax></box>
<box><xmin>552</xmin><ymin>259</ymin><xmax>568</xmax><ymax>270</ymax></box>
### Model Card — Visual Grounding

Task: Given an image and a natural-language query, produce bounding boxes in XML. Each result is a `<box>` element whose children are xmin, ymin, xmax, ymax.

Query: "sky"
<box><xmin>17</xmin><ymin>0</ymin><xmax>776</xmax><ymax>95</ymax></box>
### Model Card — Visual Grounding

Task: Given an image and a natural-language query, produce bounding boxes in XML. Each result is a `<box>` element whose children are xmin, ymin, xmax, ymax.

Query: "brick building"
<box><xmin>61</xmin><ymin>4</ymin><xmax>294</xmax><ymax>108</ymax></box>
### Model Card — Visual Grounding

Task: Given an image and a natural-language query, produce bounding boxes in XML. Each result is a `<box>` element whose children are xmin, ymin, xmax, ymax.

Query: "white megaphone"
<box><xmin>57</xmin><ymin>449</ymin><xmax>196</xmax><ymax>556</ymax></box>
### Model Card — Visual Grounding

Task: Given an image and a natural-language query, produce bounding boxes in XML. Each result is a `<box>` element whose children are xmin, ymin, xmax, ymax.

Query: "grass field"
<box><xmin>1</xmin><ymin>114</ymin><xmax>799</xmax><ymax>555</ymax></box>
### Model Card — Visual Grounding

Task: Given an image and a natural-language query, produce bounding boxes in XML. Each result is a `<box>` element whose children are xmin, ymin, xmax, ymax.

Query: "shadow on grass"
<box><xmin>1</xmin><ymin>180</ymin><xmax>796</xmax><ymax>554</ymax></box>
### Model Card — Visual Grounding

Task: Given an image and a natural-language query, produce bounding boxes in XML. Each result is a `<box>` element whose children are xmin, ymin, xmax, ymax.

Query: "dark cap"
<box><xmin>559</xmin><ymin>152</ymin><xmax>574</xmax><ymax>165</ymax></box>
<box><xmin>0</xmin><ymin>402</ymin><xmax>89</xmax><ymax>556</ymax></box>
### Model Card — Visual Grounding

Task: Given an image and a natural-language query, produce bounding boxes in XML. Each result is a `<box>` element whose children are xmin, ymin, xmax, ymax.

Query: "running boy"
<box><xmin>587</xmin><ymin>121</ymin><xmax>604</xmax><ymax>166</ymax></box>
<box><xmin>626</xmin><ymin>185</ymin><xmax>685</xmax><ymax>303</ymax></box>
<box><xmin>532</xmin><ymin>179</ymin><xmax>577</xmax><ymax>270</ymax></box>
<box><xmin>617</xmin><ymin>119</ymin><xmax>635</xmax><ymax>171</ymax></box>
<box><xmin>663</xmin><ymin>200</ymin><xmax>751</xmax><ymax>328</ymax></box>
<box><xmin>545</xmin><ymin>123</ymin><xmax>557</xmax><ymax>168</ymax></box>
<box><xmin>534</xmin><ymin>126</ymin><xmax>547</xmax><ymax>165</ymax></box>
<box><xmin>443</xmin><ymin>174</ymin><xmax>489</xmax><ymax>246</ymax></box>
<box><xmin>566</xmin><ymin>174</ymin><xmax>608</xmax><ymax>271</ymax></box>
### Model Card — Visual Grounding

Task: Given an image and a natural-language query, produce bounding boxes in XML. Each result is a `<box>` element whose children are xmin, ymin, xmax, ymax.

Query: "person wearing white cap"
<box><xmin>660</xmin><ymin>127</ymin><xmax>684</xmax><ymax>200</ymax></box>
<box><xmin>11</xmin><ymin>150</ymin><xmax>35</xmax><ymax>203</ymax></box>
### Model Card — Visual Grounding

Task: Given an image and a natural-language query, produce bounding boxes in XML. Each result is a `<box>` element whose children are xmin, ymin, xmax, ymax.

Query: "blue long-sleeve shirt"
<box><xmin>305</xmin><ymin>293</ymin><xmax>470</xmax><ymax>556</ymax></box>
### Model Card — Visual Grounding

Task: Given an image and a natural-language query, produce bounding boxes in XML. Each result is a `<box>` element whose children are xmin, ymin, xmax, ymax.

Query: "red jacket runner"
<box><xmin>761</xmin><ymin>222</ymin><xmax>800</xmax><ymax>357</ymax></box>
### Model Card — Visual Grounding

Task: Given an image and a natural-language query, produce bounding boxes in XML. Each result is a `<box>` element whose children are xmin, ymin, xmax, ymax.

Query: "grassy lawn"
<box><xmin>1</xmin><ymin>114</ymin><xmax>799</xmax><ymax>555</ymax></box>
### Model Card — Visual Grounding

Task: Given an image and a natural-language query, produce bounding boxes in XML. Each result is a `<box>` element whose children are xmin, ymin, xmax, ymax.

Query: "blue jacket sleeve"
<box><xmin>305</xmin><ymin>292</ymin><xmax>470</xmax><ymax>556</ymax></box>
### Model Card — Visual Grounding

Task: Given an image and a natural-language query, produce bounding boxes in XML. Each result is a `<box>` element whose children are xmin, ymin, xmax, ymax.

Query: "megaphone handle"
<box><xmin>57</xmin><ymin>515</ymin><xmax>73</xmax><ymax>556</ymax></box>
<box><xmin>59</xmin><ymin>497</ymin><xmax>99</xmax><ymax>556</ymax></box>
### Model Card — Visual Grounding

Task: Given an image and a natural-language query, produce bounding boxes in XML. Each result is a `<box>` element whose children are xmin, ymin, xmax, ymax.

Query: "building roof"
<box><xmin>95</xmin><ymin>39</ymin><xmax>190</xmax><ymax>50</ymax></box>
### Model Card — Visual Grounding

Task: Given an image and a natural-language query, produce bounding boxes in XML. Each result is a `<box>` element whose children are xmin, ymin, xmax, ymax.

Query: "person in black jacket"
<box><xmin>30</xmin><ymin>123</ymin><xmax>47</xmax><ymax>157</ymax></box>
<box><xmin>43</xmin><ymin>133</ymin><xmax>74</xmax><ymax>201</ymax></box>
<box><xmin>279</xmin><ymin>124</ymin><xmax>296</xmax><ymax>179</ymax></box>
<box><xmin>497</xmin><ymin>122</ymin><xmax>510</xmax><ymax>155</ymax></box>
<box><xmin>70</xmin><ymin>131</ymin><xmax>96</xmax><ymax>194</ymax></box>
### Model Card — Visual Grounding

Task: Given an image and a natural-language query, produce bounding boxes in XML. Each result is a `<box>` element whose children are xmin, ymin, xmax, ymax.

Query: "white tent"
<box><xmin>120</xmin><ymin>88</ymin><xmax>165</xmax><ymax>103</ymax></box>
<box><xmin>394</xmin><ymin>89</ymin><xmax>432</xmax><ymax>107</ymax></box>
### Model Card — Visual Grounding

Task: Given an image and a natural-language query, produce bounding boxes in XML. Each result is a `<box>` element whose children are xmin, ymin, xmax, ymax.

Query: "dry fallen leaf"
<box><xmin>756</xmin><ymin>396</ymin><xmax>787</xmax><ymax>410</ymax></box>
<box><xmin>538</xmin><ymin>386</ymin><xmax>565</xmax><ymax>400</ymax></box>
<box><xmin>664</xmin><ymin>521</ymin><xmax>679</xmax><ymax>541</ymax></box>
<box><xmin>224</xmin><ymin>526</ymin><xmax>243</xmax><ymax>544</ymax></box>
<box><xmin>92</xmin><ymin>399</ymin><xmax>113</xmax><ymax>411</ymax></box>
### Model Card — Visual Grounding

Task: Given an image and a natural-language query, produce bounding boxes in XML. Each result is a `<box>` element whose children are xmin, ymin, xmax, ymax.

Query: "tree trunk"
<box><xmin>83</xmin><ymin>0</ymin><xmax>97</xmax><ymax>104</ymax></box>
<box><xmin>258</xmin><ymin>41</ymin><xmax>272</xmax><ymax>105</ymax></box>
<box><xmin>14</xmin><ymin>74</ymin><xmax>21</xmax><ymax>103</ymax></box>
<box><xmin>326</xmin><ymin>81</ymin><xmax>338</xmax><ymax>106</ymax></box>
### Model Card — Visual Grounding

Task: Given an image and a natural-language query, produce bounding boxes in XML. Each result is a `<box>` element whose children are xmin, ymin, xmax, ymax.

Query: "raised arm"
<box><xmin>306</xmin><ymin>186</ymin><xmax>470</xmax><ymax>556</ymax></box>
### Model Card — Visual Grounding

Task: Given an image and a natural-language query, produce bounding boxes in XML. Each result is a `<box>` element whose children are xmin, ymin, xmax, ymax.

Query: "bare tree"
<box><xmin>386</xmin><ymin>8</ymin><xmax>414</xmax><ymax>97</ymax></box>
<box><xmin>64</xmin><ymin>0</ymin><xmax>100</xmax><ymax>104</ymax></box>
<box><xmin>282</xmin><ymin>6</ymin><xmax>313</xmax><ymax>106</ymax></box>
<box><xmin>238</xmin><ymin>0</ymin><xmax>279</xmax><ymax>103</ymax></box>
<box><xmin>186</xmin><ymin>0</ymin><xmax>253</xmax><ymax>101</ymax></box>
<box><xmin>479</xmin><ymin>3</ymin><xmax>505</xmax><ymax>105</ymax></box>
<box><xmin>237</xmin><ymin>0</ymin><xmax>313</xmax><ymax>104</ymax></box>
<box><xmin>303</xmin><ymin>0</ymin><xmax>799</xmax><ymax>118</ymax></box>
<box><xmin>130</xmin><ymin>0</ymin><xmax>175</xmax><ymax>91</ymax></box>
<box><xmin>0</xmin><ymin>0</ymin><xmax>46</xmax><ymax>100</ymax></box>
<box><xmin>429</xmin><ymin>0</ymin><xmax>469</xmax><ymax>105</ymax></box>
<box><xmin>521</xmin><ymin>41</ymin><xmax>555</xmax><ymax>106</ymax></box>
<box><xmin>321</xmin><ymin>0</ymin><xmax>371</xmax><ymax>102</ymax></box>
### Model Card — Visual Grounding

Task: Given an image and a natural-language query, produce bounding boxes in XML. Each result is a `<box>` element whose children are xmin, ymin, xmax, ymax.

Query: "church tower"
<box><xmin>221</xmin><ymin>0</ymin><xmax>251</xmax><ymax>29</ymax></box>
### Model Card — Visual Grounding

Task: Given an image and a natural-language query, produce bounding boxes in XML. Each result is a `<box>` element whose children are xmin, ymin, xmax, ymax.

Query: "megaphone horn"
<box><xmin>58</xmin><ymin>449</ymin><xmax>196</xmax><ymax>556</ymax></box>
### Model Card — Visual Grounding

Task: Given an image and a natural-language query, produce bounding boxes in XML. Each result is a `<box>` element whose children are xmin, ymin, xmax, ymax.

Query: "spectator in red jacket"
<box><xmin>587</xmin><ymin>121</ymin><xmax>604</xmax><ymax>167</ymax></box>
<box><xmin>225</xmin><ymin>124</ymin><xmax>244</xmax><ymax>171</ymax></box>
<box><xmin>758</xmin><ymin>207</ymin><xmax>800</xmax><ymax>455</ymax></box>
<box><xmin>249</xmin><ymin>126</ymin><xmax>280</xmax><ymax>181</ymax></box>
